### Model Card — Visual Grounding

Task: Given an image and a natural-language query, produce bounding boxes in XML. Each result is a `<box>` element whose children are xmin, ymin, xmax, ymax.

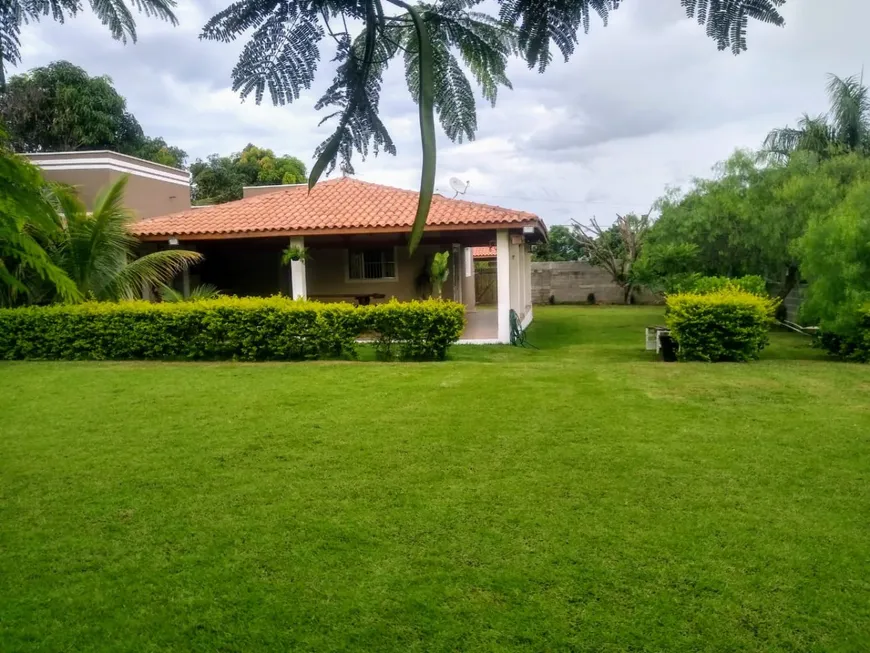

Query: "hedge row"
<box><xmin>666</xmin><ymin>290</ymin><xmax>779</xmax><ymax>362</ymax></box>
<box><xmin>0</xmin><ymin>297</ymin><xmax>466</xmax><ymax>362</ymax></box>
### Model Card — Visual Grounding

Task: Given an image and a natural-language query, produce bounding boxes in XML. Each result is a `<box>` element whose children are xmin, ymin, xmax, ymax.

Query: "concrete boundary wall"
<box><xmin>476</xmin><ymin>261</ymin><xmax>660</xmax><ymax>305</ymax></box>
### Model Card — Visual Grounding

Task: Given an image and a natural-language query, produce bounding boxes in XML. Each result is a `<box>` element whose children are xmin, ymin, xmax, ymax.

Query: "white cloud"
<box><xmin>14</xmin><ymin>0</ymin><xmax>870</xmax><ymax>226</ymax></box>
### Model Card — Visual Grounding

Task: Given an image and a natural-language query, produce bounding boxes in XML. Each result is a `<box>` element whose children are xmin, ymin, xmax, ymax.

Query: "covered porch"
<box><xmin>158</xmin><ymin>228</ymin><xmax>534</xmax><ymax>343</ymax></box>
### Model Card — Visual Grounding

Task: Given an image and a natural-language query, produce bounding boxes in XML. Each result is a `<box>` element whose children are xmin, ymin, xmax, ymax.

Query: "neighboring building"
<box><xmin>472</xmin><ymin>246</ymin><xmax>497</xmax><ymax>261</ymax></box>
<box><xmin>28</xmin><ymin>150</ymin><xmax>191</xmax><ymax>219</ymax></box>
<box><xmin>133</xmin><ymin>177</ymin><xmax>547</xmax><ymax>343</ymax></box>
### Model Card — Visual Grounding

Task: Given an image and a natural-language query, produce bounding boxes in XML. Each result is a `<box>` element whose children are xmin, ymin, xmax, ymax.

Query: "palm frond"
<box><xmin>826</xmin><ymin>73</ymin><xmax>870</xmax><ymax>152</ymax></box>
<box><xmin>109</xmin><ymin>250</ymin><xmax>203</xmax><ymax>301</ymax></box>
<box><xmin>87</xmin><ymin>0</ymin><xmax>177</xmax><ymax>43</ymax></box>
<box><xmin>680</xmin><ymin>0</ymin><xmax>785</xmax><ymax>54</ymax></box>
<box><xmin>158</xmin><ymin>282</ymin><xmax>221</xmax><ymax>302</ymax></box>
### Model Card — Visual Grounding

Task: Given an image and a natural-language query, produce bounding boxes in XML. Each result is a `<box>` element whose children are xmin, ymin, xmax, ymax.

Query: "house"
<box><xmin>30</xmin><ymin>150</ymin><xmax>546</xmax><ymax>344</ymax></box>
<box><xmin>27</xmin><ymin>150</ymin><xmax>191</xmax><ymax>219</ymax></box>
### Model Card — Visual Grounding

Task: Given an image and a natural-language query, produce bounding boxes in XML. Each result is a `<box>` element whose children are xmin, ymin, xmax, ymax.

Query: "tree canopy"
<box><xmin>0</xmin><ymin>0</ymin><xmax>177</xmax><ymax>88</ymax></box>
<box><xmin>191</xmin><ymin>144</ymin><xmax>308</xmax><ymax>205</ymax></box>
<box><xmin>0</xmin><ymin>61</ymin><xmax>187</xmax><ymax>168</ymax></box>
<box><xmin>531</xmin><ymin>225</ymin><xmax>584</xmax><ymax>262</ymax></box>
<box><xmin>201</xmin><ymin>0</ymin><xmax>788</xmax><ymax>249</ymax></box>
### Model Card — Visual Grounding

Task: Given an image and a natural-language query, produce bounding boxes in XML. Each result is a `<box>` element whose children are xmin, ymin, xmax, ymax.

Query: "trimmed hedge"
<box><xmin>690</xmin><ymin>275</ymin><xmax>767</xmax><ymax>296</ymax></box>
<box><xmin>366</xmin><ymin>299</ymin><xmax>466</xmax><ymax>361</ymax></box>
<box><xmin>666</xmin><ymin>290</ymin><xmax>779</xmax><ymax>362</ymax></box>
<box><xmin>0</xmin><ymin>297</ymin><xmax>466</xmax><ymax>362</ymax></box>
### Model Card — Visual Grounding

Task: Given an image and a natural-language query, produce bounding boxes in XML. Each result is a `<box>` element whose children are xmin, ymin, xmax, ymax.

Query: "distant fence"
<box><xmin>475</xmin><ymin>261</ymin><xmax>659</xmax><ymax>305</ymax></box>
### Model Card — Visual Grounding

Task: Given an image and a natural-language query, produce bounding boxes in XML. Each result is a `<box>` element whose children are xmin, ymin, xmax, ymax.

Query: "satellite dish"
<box><xmin>449</xmin><ymin>177</ymin><xmax>469</xmax><ymax>198</ymax></box>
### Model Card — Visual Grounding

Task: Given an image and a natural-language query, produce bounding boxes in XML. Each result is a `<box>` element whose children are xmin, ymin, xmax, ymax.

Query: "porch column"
<box><xmin>182</xmin><ymin>268</ymin><xmax>191</xmax><ymax>299</ymax></box>
<box><xmin>462</xmin><ymin>247</ymin><xmax>476</xmax><ymax>312</ymax></box>
<box><xmin>290</xmin><ymin>236</ymin><xmax>307</xmax><ymax>300</ymax></box>
<box><xmin>496</xmin><ymin>230</ymin><xmax>511</xmax><ymax>343</ymax></box>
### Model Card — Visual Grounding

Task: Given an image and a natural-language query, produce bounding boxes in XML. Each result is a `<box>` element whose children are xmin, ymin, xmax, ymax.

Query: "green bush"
<box><xmin>814</xmin><ymin>307</ymin><xmax>870</xmax><ymax>362</ymax></box>
<box><xmin>364</xmin><ymin>299</ymin><xmax>466</xmax><ymax>361</ymax></box>
<box><xmin>665</xmin><ymin>290</ymin><xmax>779</xmax><ymax>362</ymax></box>
<box><xmin>0</xmin><ymin>297</ymin><xmax>466</xmax><ymax>362</ymax></box>
<box><xmin>689</xmin><ymin>275</ymin><xmax>767</xmax><ymax>296</ymax></box>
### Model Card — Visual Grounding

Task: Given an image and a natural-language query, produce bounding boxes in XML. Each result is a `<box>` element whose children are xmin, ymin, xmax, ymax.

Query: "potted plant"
<box><xmin>282</xmin><ymin>245</ymin><xmax>309</xmax><ymax>264</ymax></box>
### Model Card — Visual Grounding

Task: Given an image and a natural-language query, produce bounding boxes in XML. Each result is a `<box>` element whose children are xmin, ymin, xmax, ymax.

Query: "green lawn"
<box><xmin>2</xmin><ymin>306</ymin><xmax>869</xmax><ymax>652</ymax></box>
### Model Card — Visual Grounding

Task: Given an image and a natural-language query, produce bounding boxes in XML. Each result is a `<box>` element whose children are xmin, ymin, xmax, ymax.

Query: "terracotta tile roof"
<box><xmin>133</xmin><ymin>177</ymin><xmax>544</xmax><ymax>240</ymax></box>
<box><xmin>472</xmin><ymin>246</ymin><xmax>497</xmax><ymax>258</ymax></box>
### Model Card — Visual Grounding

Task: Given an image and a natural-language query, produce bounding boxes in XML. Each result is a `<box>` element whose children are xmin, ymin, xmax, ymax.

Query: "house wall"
<box><xmin>107</xmin><ymin>170</ymin><xmax>190</xmax><ymax>218</ymax></box>
<box><xmin>242</xmin><ymin>184</ymin><xmax>304</xmax><ymax>199</ymax></box>
<box><xmin>306</xmin><ymin>244</ymin><xmax>456</xmax><ymax>302</ymax></box>
<box><xmin>29</xmin><ymin>151</ymin><xmax>191</xmax><ymax>219</ymax></box>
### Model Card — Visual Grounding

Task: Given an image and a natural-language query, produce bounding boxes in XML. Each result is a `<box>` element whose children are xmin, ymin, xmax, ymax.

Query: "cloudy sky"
<box><xmin>16</xmin><ymin>0</ymin><xmax>868</xmax><ymax>226</ymax></box>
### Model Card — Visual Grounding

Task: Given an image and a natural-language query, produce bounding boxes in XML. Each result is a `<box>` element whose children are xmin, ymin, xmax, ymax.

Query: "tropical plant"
<box><xmin>202</xmin><ymin>0</ymin><xmax>786</xmax><ymax>250</ymax></box>
<box><xmin>0</xmin><ymin>0</ymin><xmax>177</xmax><ymax>89</ymax></box>
<box><xmin>429</xmin><ymin>250</ymin><xmax>450</xmax><ymax>298</ymax></box>
<box><xmin>0</xmin><ymin>135</ymin><xmax>79</xmax><ymax>306</ymax></box>
<box><xmin>0</xmin><ymin>62</ymin><xmax>186</xmax><ymax>166</ymax></box>
<box><xmin>159</xmin><ymin>283</ymin><xmax>222</xmax><ymax>302</ymax></box>
<box><xmin>41</xmin><ymin>176</ymin><xmax>202</xmax><ymax>302</ymax></box>
<box><xmin>281</xmin><ymin>245</ymin><xmax>309</xmax><ymax>264</ymax></box>
<box><xmin>763</xmin><ymin>73</ymin><xmax>870</xmax><ymax>162</ymax></box>
<box><xmin>573</xmin><ymin>212</ymin><xmax>649</xmax><ymax>304</ymax></box>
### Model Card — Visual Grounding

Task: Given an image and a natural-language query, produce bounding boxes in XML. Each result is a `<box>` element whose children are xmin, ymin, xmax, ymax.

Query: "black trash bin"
<box><xmin>659</xmin><ymin>333</ymin><xmax>678</xmax><ymax>362</ymax></box>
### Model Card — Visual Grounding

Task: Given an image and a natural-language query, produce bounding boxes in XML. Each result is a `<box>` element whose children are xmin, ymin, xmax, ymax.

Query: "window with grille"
<box><xmin>347</xmin><ymin>248</ymin><xmax>397</xmax><ymax>280</ymax></box>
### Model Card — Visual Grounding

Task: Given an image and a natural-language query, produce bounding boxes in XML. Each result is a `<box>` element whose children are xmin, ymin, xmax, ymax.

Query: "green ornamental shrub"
<box><xmin>689</xmin><ymin>275</ymin><xmax>767</xmax><ymax>297</ymax></box>
<box><xmin>814</xmin><ymin>306</ymin><xmax>870</xmax><ymax>362</ymax></box>
<box><xmin>665</xmin><ymin>290</ymin><xmax>779</xmax><ymax>362</ymax></box>
<box><xmin>0</xmin><ymin>297</ymin><xmax>466</xmax><ymax>362</ymax></box>
<box><xmin>364</xmin><ymin>299</ymin><xmax>466</xmax><ymax>361</ymax></box>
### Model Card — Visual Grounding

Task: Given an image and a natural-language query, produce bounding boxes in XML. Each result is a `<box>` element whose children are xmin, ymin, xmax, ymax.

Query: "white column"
<box><xmin>182</xmin><ymin>267</ymin><xmax>190</xmax><ymax>299</ymax></box>
<box><xmin>509</xmin><ymin>240</ymin><xmax>521</xmax><ymax>315</ymax></box>
<box><xmin>462</xmin><ymin>247</ymin><xmax>476</xmax><ymax>312</ymax></box>
<box><xmin>290</xmin><ymin>236</ymin><xmax>307</xmax><ymax>300</ymax></box>
<box><xmin>496</xmin><ymin>230</ymin><xmax>511</xmax><ymax>343</ymax></box>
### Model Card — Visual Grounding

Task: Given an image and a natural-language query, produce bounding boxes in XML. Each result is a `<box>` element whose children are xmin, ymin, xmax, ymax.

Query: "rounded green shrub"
<box><xmin>665</xmin><ymin>290</ymin><xmax>779</xmax><ymax>362</ymax></box>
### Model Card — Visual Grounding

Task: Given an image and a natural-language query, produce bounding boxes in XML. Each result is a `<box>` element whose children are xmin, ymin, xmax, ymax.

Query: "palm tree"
<box><xmin>42</xmin><ymin>176</ymin><xmax>201</xmax><ymax>302</ymax></box>
<box><xmin>763</xmin><ymin>73</ymin><xmax>870</xmax><ymax>161</ymax></box>
<box><xmin>0</xmin><ymin>0</ymin><xmax>177</xmax><ymax>89</ymax></box>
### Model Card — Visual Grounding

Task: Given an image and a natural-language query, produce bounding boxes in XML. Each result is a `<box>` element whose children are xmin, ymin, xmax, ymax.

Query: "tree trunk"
<box><xmin>623</xmin><ymin>284</ymin><xmax>633</xmax><ymax>305</ymax></box>
<box><xmin>777</xmin><ymin>265</ymin><xmax>799</xmax><ymax>301</ymax></box>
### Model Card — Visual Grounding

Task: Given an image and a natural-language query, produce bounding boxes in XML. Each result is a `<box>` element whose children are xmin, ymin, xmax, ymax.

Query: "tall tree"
<box><xmin>0</xmin><ymin>62</ymin><xmax>186</xmax><ymax>167</ymax></box>
<box><xmin>573</xmin><ymin>213</ymin><xmax>649</xmax><ymax>304</ymax></box>
<box><xmin>763</xmin><ymin>73</ymin><xmax>870</xmax><ymax>161</ymax></box>
<box><xmin>531</xmin><ymin>225</ymin><xmax>584</xmax><ymax>262</ymax></box>
<box><xmin>0</xmin><ymin>0</ymin><xmax>177</xmax><ymax>89</ymax></box>
<box><xmin>647</xmin><ymin>151</ymin><xmax>870</xmax><ymax>300</ymax></box>
<box><xmin>202</xmin><ymin>0</ymin><xmax>787</xmax><ymax>250</ymax></box>
<box><xmin>190</xmin><ymin>144</ymin><xmax>308</xmax><ymax>205</ymax></box>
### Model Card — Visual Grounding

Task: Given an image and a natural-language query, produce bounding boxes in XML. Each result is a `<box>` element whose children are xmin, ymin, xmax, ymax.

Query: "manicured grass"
<box><xmin>1</xmin><ymin>306</ymin><xmax>868</xmax><ymax>652</ymax></box>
